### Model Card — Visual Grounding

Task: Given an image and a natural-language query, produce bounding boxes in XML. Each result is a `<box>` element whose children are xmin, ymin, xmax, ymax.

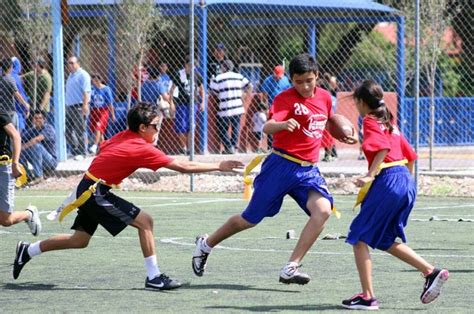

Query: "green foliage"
<box><xmin>346</xmin><ymin>30</ymin><xmax>396</xmax><ymax>70</ymax></box>
<box><xmin>438</xmin><ymin>53</ymin><xmax>461</xmax><ymax>96</ymax></box>
<box><xmin>116</xmin><ymin>0</ymin><xmax>170</xmax><ymax>99</ymax></box>
<box><xmin>16</xmin><ymin>0</ymin><xmax>52</xmax><ymax>58</ymax></box>
<box><xmin>278</xmin><ymin>36</ymin><xmax>304</xmax><ymax>64</ymax></box>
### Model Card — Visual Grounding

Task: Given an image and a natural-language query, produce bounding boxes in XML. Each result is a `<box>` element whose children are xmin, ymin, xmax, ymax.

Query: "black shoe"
<box><xmin>145</xmin><ymin>273</ymin><xmax>182</xmax><ymax>290</ymax></box>
<box><xmin>342</xmin><ymin>294</ymin><xmax>379</xmax><ymax>310</ymax></box>
<box><xmin>13</xmin><ymin>241</ymin><xmax>31</xmax><ymax>279</ymax></box>
<box><xmin>420</xmin><ymin>268</ymin><xmax>449</xmax><ymax>304</ymax></box>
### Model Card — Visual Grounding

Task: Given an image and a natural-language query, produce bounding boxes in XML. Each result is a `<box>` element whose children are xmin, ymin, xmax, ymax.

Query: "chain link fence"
<box><xmin>0</xmin><ymin>0</ymin><xmax>472</xmax><ymax>194</ymax></box>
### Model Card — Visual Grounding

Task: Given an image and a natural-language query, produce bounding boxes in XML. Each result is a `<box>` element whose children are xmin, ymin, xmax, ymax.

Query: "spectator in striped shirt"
<box><xmin>210</xmin><ymin>60</ymin><xmax>252</xmax><ymax>154</ymax></box>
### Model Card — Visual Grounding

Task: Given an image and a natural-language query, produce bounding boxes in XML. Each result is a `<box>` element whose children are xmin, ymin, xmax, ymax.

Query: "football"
<box><xmin>326</xmin><ymin>114</ymin><xmax>357</xmax><ymax>144</ymax></box>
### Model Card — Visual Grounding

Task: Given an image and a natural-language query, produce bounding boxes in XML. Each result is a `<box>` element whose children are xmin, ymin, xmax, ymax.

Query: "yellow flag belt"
<box><xmin>353</xmin><ymin>159</ymin><xmax>408</xmax><ymax>209</ymax></box>
<box><xmin>1</xmin><ymin>155</ymin><xmax>27</xmax><ymax>187</ymax></box>
<box><xmin>243</xmin><ymin>151</ymin><xmax>341</xmax><ymax>219</ymax></box>
<box><xmin>58</xmin><ymin>171</ymin><xmax>119</xmax><ymax>222</ymax></box>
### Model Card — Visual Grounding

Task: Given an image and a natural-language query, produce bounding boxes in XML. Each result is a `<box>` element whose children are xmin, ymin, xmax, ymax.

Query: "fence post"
<box><xmin>52</xmin><ymin>0</ymin><xmax>67</xmax><ymax>161</ymax></box>
<box><xmin>396</xmin><ymin>16</ymin><xmax>406</xmax><ymax>132</ymax></box>
<box><xmin>198</xmin><ymin>1</ymin><xmax>208</xmax><ymax>154</ymax></box>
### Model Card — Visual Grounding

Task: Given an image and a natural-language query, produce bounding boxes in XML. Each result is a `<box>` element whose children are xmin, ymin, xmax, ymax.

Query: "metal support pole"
<box><xmin>52</xmin><ymin>0</ymin><xmax>66</xmax><ymax>161</ymax></box>
<box><xmin>414</xmin><ymin>0</ymin><xmax>420</xmax><ymax>189</ymax></box>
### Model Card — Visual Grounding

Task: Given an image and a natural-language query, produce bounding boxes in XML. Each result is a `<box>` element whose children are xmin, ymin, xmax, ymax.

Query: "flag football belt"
<box><xmin>272</xmin><ymin>150</ymin><xmax>316</xmax><ymax>167</ymax></box>
<box><xmin>0</xmin><ymin>155</ymin><xmax>27</xmax><ymax>187</ymax></box>
<box><xmin>242</xmin><ymin>151</ymin><xmax>341</xmax><ymax>219</ymax></box>
<box><xmin>0</xmin><ymin>155</ymin><xmax>12</xmax><ymax>165</ymax></box>
<box><xmin>58</xmin><ymin>171</ymin><xmax>119</xmax><ymax>222</ymax></box>
<box><xmin>353</xmin><ymin>159</ymin><xmax>409</xmax><ymax>209</ymax></box>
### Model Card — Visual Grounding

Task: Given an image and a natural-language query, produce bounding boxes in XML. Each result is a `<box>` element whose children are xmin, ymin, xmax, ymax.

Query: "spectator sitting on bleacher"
<box><xmin>89</xmin><ymin>74</ymin><xmax>115</xmax><ymax>155</ymax></box>
<box><xmin>20</xmin><ymin>110</ymin><xmax>57</xmax><ymax>185</ymax></box>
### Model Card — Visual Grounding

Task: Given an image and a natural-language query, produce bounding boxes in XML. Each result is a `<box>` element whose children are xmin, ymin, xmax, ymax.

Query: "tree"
<box><xmin>116</xmin><ymin>0</ymin><xmax>169</xmax><ymax>107</ymax></box>
<box><xmin>16</xmin><ymin>0</ymin><xmax>52</xmax><ymax>110</ymax></box>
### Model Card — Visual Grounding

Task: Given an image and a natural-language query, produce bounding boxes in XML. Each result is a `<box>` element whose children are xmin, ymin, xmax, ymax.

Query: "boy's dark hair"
<box><xmin>288</xmin><ymin>53</ymin><xmax>318</xmax><ymax>78</ymax></box>
<box><xmin>353</xmin><ymin>79</ymin><xmax>394</xmax><ymax>133</ymax></box>
<box><xmin>91</xmin><ymin>73</ymin><xmax>103</xmax><ymax>83</ymax></box>
<box><xmin>127</xmin><ymin>102</ymin><xmax>160</xmax><ymax>132</ymax></box>
<box><xmin>1</xmin><ymin>58</ymin><xmax>13</xmax><ymax>73</ymax></box>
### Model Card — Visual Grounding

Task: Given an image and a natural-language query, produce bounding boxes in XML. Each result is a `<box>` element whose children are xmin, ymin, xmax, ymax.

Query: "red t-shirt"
<box><xmin>270</xmin><ymin>87</ymin><xmax>333</xmax><ymax>163</ymax></box>
<box><xmin>87</xmin><ymin>130</ymin><xmax>173</xmax><ymax>185</ymax></box>
<box><xmin>361</xmin><ymin>115</ymin><xmax>417</xmax><ymax>168</ymax></box>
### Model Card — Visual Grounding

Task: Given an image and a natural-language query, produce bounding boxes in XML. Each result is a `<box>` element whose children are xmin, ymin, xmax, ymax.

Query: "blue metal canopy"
<box><xmin>67</xmin><ymin>0</ymin><xmax>396</xmax><ymax>14</ymax></box>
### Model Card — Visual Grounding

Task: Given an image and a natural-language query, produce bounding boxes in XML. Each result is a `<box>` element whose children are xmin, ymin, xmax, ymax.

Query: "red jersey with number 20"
<box><xmin>361</xmin><ymin>115</ymin><xmax>417</xmax><ymax>168</ymax></box>
<box><xmin>88</xmin><ymin>130</ymin><xmax>173</xmax><ymax>185</ymax></box>
<box><xmin>270</xmin><ymin>87</ymin><xmax>333</xmax><ymax>163</ymax></box>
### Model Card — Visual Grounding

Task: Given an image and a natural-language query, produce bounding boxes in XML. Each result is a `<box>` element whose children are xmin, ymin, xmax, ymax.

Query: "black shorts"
<box><xmin>71</xmin><ymin>178</ymin><xmax>141</xmax><ymax>236</ymax></box>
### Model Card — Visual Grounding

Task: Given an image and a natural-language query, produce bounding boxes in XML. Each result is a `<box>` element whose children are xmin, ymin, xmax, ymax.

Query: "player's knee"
<box><xmin>0</xmin><ymin>217</ymin><xmax>13</xmax><ymax>227</ymax></box>
<box><xmin>309</xmin><ymin>206</ymin><xmax>332</xmax><ymax>221</ymax></box>
<box><xmin>70</xmin><ymin>236</ymin><xmax>90</xmax><ymax>248</ymax></box>
<box><xmin>142</xmin><ymin>212</ymin><xmax>154</xmax><ymax>230</ymax></box>
<box><xmin>229</xmin><ymin>214</ymin><xmax>255</xmax><ymax>230</ymax></box>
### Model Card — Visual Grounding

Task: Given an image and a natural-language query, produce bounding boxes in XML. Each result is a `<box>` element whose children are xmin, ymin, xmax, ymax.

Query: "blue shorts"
<box><xmin>174</xmin><ymin>103</ymin><xmax>198</xmax><ymax>134</ymax></box>
<box><xmin>241</xmin><ymin>153</ymin><xmax>333</xmax><ymax>224</ymax></box>
<box><xmin>346</xmin><ymin>166</ymin><xmax>416</xmax><ymax>250</ymax></box>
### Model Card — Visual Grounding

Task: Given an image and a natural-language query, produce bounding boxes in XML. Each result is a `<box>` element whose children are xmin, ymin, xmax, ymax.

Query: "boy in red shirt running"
<box><xmin>192</xmin><ymin>53</ymin><xmax>355</xmax><ymax>284</ymax></box>
<box><xmin>12</xmin><ymin>102</ymin><xmax>243</xmax><ymax>290</ymax></box>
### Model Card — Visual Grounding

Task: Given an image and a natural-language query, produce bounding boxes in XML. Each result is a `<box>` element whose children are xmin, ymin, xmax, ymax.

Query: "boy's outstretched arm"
<box><xmin>164</xmin><ymin>159</ymin><xmax>244</xmax><ymax>174</ymax></box>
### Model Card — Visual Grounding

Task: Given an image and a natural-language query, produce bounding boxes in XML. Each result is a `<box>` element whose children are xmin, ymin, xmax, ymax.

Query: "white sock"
<box><xmin>28</xmin><ymin>241</ymin><xmax>42</xmax><ymax>257</ymax></box>
<box><xmin>201</xmin><ymin>239</ymin><xmax>212</xmax><ymax>253</ymax></box>
<box><xmin>144</xmin><ymin>255</ymin><xmax>161</xmax><ymax>280</ymax></box>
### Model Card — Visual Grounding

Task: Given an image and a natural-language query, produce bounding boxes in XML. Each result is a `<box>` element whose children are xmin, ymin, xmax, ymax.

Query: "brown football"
<box><xmin>326</xmin><ymin>114</ymin><xmax>357</xmax><ymax>144</ymax></box>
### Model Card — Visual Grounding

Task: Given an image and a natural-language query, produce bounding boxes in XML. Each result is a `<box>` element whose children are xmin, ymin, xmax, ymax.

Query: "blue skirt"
<box><xmin>346</xmin><ymin>166</ymin><xmax>416</xmax><ymax>250</ymax></box>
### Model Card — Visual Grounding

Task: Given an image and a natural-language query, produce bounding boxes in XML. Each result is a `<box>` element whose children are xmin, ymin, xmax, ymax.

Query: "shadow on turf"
<box><xmin>1</xmin><ymin>282</ymin><xmax>138</xmax><ymax>291</ymax></box>
<box><xmin>185</xmin><ymin>283</ymin><xmax>299</xmax><ymax>293</ymax></box>
<box><xmin>402</xmin><ymin>269</ymin><xmax>474</xmax><ymax>273</ymax></box>
<box><xmin>206</xmin><ymin>304</ymin><xmax>341</xmax><ymax>311</ymax></box>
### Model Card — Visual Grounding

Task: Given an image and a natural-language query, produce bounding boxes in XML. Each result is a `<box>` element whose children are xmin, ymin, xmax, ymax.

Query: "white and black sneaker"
<box><xmin>342</xmin><ymin>294</ymin><xmax>379</xmax><ymax>310</ymax></box>
<box><xmin>25</xmin><ymin>205</ymin><xmax>41</xmax><ymax>236</ymax></box>
<box><xmin>421</xmin><ymin>268</ymin><xmax>449</xmax><ymax>304</ymax></box>
<box><xmin>13</xmin><ymin>241</ymin><xmax>31</xmax><ymax>279</ymax></box>
<box><xmin>192</xmin><ymin>234</ymin><xmax>210</xmax><ymax>277</ymax></box>
<box><xmin>145</xmin><ymin>274</ymin><xmax>182</xmax><ymax>290</ymax></box>
<box><xmin>279</xmin><ymin>262</ymin><xmax>311</xmax><ymax>285</ymax></box>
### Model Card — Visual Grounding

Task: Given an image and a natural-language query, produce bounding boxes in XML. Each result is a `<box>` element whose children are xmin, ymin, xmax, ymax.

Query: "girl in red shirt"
<box><xmin>342</xmin><ymin>80</ymin><xmax>449</xmax><ymax>310</ymax></box>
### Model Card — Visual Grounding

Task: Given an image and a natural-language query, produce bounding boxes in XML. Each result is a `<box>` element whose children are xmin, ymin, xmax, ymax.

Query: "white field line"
<box><xmin>2</xmin><ymin>230</ymin><xmax>471</xmax><ymax>259</ymax></box>
<box><xmin>20</xmin><ymin>195</ymin><xmax>472</xmax><ymax>208</ymax></box>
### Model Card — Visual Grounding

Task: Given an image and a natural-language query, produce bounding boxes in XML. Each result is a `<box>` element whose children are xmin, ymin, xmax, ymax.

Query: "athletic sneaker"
<box><xmin>25</xmin><ymin>205</ymin><xmax>41</xmax><ymax>236</ymax></box>
<box><xmin>420</xmin><ymin>268</ymin><xmax>449</xmax><ymax>304</ymax></box>
<box><xmin>192</xmin><ymin>234</ymin><xmax>210</xmax><ymax>277</ymax></box>
<box><xmin>145</xmin><ymin>273</ymin><xmax>182</xmax><ymax>290</ymax></box>
<box><xmin>279</xmin><ymin>262</ymin><xmax>311</xmax><ymax>285</ymax></box>
<box><xmin>13</xmin><ymin>241</ymin><xmax>31</xmax><ymax>280</ymax></box>
<box><xmin>342</xmin><ymin>294</ymin><xmax>379</xmax><ymax>310</ymax></box>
